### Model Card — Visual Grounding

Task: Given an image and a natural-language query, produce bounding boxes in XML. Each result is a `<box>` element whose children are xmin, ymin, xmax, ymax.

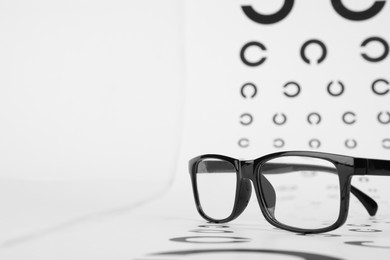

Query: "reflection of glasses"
<box><xmin>189</xmin><ymin>151</ymin><xmax>389</xmax><ymax>234</ymax></box>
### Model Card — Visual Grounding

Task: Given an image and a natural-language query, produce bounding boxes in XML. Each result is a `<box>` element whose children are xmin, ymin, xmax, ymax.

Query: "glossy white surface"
<box><xmin>1</xmin><ymin>169</ymin><xmax>389</xmax><ymax>260</ymax></box>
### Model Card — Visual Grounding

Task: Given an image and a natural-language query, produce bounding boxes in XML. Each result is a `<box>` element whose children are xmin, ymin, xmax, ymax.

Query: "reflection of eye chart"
<box><xmin>132</xmin><ymin>183</ymin><xmax>390</xmax><ymax>259</ymax></box>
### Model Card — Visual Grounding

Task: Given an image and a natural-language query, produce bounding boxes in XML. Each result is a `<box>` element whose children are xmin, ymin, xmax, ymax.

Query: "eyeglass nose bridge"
<box><xmin>240</xmin><ymin>160</ymin><xmax>277</xmax><ymax>217</ymax></box>
<box><xmin>229</xmin><ymin>160</ymin><xmax>254</xmax><ymax>220</ymax></box>
<box><xmin>240</xmin><ymin>160</ymin><xmax>254</xmax><ymax>179</ymax></box>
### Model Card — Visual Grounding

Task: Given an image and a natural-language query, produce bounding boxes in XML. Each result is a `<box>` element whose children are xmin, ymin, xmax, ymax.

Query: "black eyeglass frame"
<box><xmin>189</xmin><ymin>151</ymin><xmax>390</xmax><ymax>234</ymax></box>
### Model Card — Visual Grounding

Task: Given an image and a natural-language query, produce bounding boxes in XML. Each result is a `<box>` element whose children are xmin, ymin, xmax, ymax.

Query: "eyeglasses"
<box><xmin>188</xmin><ymin>151</ymin><xmax>390</xmax><ymax>234</ymax></box>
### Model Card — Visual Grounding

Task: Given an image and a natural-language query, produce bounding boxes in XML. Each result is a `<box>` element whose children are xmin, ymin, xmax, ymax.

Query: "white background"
<box><xmin>0</xmin><ymin>0</ymin><xmax>390</xmax><ymax>259</ymax></box>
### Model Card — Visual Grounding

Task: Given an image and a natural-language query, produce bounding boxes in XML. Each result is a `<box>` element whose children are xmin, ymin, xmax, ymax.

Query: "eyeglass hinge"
<box><xmin>354</xmin><ymin>158</ymin><xmax>368</xmax><ymax>175</ymax></box>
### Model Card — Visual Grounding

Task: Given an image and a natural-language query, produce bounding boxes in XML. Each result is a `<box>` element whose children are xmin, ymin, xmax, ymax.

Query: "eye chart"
<box><xmin>124</xmin><ymin>0</ymin><xmax>390</xmax><ymax>259</ymax></box>
<box><xmin>149</xmin><ymin>0</ymin><xmax>390</xmax><ymax>259</ymax></box>
<box><xmin>182</xmin><ymin>0</ymin><xmax>390</xmax><ymax>215</ymax></box>
<box><xmin>184</xmin><ymin>0</ymin><xmax>389</xmax><ymax>158</ymax></box>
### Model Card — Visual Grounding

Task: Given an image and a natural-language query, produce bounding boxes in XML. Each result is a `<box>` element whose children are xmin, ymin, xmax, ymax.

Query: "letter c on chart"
<box><xmin>198</xmin><ymin>224</ymin><xmax>230</xmax><ymax>229</ymax></box>
<box><xmin>307</xmin><ymin>112</ymin><xmax>322</xmax><ymax>125</ymax></box>
<box><xmin>309</xmin><ymin>139</ymin><xmax>321</xmax><ymax>149</ymax></box>
<box><xmin>345</xmin><ymin>139</ymin><xmax>357</xmax><ymax>149</ymax></box>
<box><xmin>372</xmin><ymin>79</ymin><xmax>389</xmax><ymax>95</ymax></box>
<box><xmin>240</xmin><ymin>113</ymin><xmax>253</xmax><ymax>126</ymax></box>
<box><xmin>300</xmin><ymin>39</ymin><xmax>327</xmax><ymax>64</ymax></box>
<box><xmin>327</xmin><ymin>81</ymin><xmax>345</xmax><ymax>96</ymax></box>
<box><xmin>383</xmin><ymin>139</ymin><xmax>390</xmax><ymax>149</ymax></box>
<box><xmin>170</xmin><ymin>236</ymin><xmax>250</xmax><ymax>244</ymax></box>
<box><xmin>342</xmin><ymin>111</ymin><xmax>356</xmax><ymax>125</ymax></box>
<box><xmin>238</xmin><ymin>138</ymin><xmax>250</xmax><ymax>148</ymax></box>
<box><xmin>345</xmin><ymin>241</ymin><xmax>390</xmax><ymax>249</ymax></box>
<box><xmin>273</xmin><ymin>113</ymin><xmax>287</xmax><ymax>125</ymax></box>
<box><xmin>240</xmin><ymin>41</ymin><xmax>267</xmax><ymax>67</ymax></box>
<box><xmin>241</xmin><ymin>82</ymin><xmax>257</xmax><ymax>98</ymax></box>
<box><xmin>241</xmin><ymin>0</ymin><xmax>295</xmax><ymax>24</ymax></box>
<box><xmin>377</xmin><ymin>111</ymin><xmax>390</xmax><ymax>124</ymax></box>
<box><xmin>348</xmin><ymin>229</ymin><xmax>382</xmax><ymax>233</ymax></box>
<box><xmin>361</xmin><ymin>37</ymin><xmax>389</xmax><ymax>62</ymax></box>
<box><xmin>283</xmin><ymin>81</ymin><xmax>301</xmax><ymax>97</ymax></box>
<box><xmin>331</xmin><ymin>0</ymin><xmax>386</xmax><ymax>21</ymax></box>
<box><xmin>273</xmin><ymin>138</ymin><xmax>285</xmax><ymax>148</ymax></box>
<box><xmin>189</xmin><ymin>229</ymin><xmax>233</xmax><ymax>234</ymax></box>
<box><xmin>153</xmin><ymin>248</ymin><xmax>344</xmax><ymax>260</ymax></box>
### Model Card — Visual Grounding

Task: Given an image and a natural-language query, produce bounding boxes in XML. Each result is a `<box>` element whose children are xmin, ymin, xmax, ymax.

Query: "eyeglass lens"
<box><xmin>259</xmin><ymin>156</ymin><xmax>341</xmax><ymax>230</ymax></box>
<box><xmin>195</xmin><ymin>158</ymin><xmax>237</xmax><ymax>220</ymax></box>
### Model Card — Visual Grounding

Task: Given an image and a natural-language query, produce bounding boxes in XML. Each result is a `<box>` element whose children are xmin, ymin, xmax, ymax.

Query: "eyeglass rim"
<box><xmin>253</xmin><ymin>153</ymin><xmax>351</xmax><ymax>234</ymax></box>
<box><xmin>189</xmin><ymin>154</ymin><xmax>242</xmax><ymax>223</ymax></box>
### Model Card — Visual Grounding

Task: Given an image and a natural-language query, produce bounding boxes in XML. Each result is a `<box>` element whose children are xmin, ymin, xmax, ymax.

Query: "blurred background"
<box><xmin>0</xmin><ymin>0</ymin><xmax>184</xmax><ymax>248</ymax></box>
<box><xmin>0</xmin><ymin>0</ymin><xmax>389</xmax><ymax>258</ymax></box>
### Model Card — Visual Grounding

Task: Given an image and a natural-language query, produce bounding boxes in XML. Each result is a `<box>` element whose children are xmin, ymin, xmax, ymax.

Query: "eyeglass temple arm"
<box><xmin>357</xmin><ymin>158</ymin><xmax>390</xmax><ymax>176</ymax></box>
<box><xmin>197</xmin><ymin>161</ymin><xmax>378</xmax><ymax>216</ymax></box>
<box><xmin>261</xmin><ymin>162</ymin><xmax>378</xmax><ymax>216</ymax></box>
